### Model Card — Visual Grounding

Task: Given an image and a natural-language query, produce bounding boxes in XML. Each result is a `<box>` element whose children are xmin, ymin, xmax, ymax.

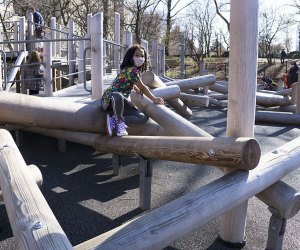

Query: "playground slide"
<box><xmin>5</xmin><ymin>51</ymin><xmax>27</xmax><ymax>91</ymax></box>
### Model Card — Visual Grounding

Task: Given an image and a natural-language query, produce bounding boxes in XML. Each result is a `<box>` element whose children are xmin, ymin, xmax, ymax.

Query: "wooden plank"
<box><xmin>0</xmin><ymin>129</ymin><xmax>72</xmax><ymax>250</ymax></box>
<box><xmin>94</xmin><ymin>136</ymin><xmax>261</xmax><ymax>170</ymax></box>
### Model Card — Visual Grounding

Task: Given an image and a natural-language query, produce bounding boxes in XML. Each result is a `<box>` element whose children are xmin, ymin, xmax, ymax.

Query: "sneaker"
<box><xmin>106</xmin><ymin>114</ymin><xmax>116</xmax><ymax>136</ymax></box>
<box><xmin>116</xmin><ymin>120</ymin><xmax>128</xmax><ymax>136</ymax></box>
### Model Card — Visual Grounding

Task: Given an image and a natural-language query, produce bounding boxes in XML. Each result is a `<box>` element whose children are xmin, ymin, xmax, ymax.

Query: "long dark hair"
<box><xmin>120</xmin><ymin>44</ymin><xmax>148</xmax><ymax>72</ymax></box>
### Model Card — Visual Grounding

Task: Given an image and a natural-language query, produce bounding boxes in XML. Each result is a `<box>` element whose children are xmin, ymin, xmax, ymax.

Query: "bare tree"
<box><xmin>161</xmin><ymin>0</ymin><xmax>195</xmax><ymax>56</ymax></box>
<box><xmin>184</xmin><ymin>0</ymin><xmax>216</xmax><ymax>72</ymax></box>
<box><xmin>213</xmin><ymin>0</ymin><xmax>230</xmax><ymax>32</ymax></box>
<box><xmin>259</xmin><ymin>7</ymin><xmax>295</xmax><ymax>64</ymax></box>
<box><xmin>124</xmin><ymin>0</ymin><xmax>162</xmax><ymax>44</ymax></box>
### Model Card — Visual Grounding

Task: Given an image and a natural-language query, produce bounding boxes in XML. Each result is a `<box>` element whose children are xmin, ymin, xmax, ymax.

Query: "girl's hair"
<box><xmin>120</xmin><ymin>44</ymin><xmax>148</xmax><ymax>72</ymax></box>
<box><xmin>28</xmin><ymin>50</ymin><xmax>42</xmax><ymax>64</ymax></box>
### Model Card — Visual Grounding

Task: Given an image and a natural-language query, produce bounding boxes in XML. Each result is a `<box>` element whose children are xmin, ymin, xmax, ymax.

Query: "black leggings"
<box><xmin>106</xmin><ymin>92</ymin><xmax>148</xmax><ymax>125</ymax></box>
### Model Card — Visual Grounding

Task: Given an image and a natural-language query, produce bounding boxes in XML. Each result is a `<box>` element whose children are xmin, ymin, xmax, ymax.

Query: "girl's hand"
<box><xmin>153</xmin><ymin>97</ymin><xmax>164</xmax><ymax>105</ymax></box>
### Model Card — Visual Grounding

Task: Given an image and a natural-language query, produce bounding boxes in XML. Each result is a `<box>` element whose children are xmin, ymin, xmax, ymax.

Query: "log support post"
<box><xmin>58</xmin><ymin>139</ymin><xmax>66</xmax><ymax>153</ymax></box>
<box><xmin>112</xmin><ymin>154</ymin><xmax>122</xmax><ymax>176</ymax></box>
<box><xmin>266</xmin><ymin>207</ymin><xmax>286</xmax><ymax>250</ymax></box>
<box><xmin>139</xmin><ymin>157</ymin><xmax>153</xmax><ymax>211</ymax></box>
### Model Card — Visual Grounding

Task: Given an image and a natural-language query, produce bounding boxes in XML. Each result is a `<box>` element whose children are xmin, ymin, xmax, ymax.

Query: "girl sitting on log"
<box><xmin>101</xmin><ymin>44</ymin><xmax>164</xmax><ymax>137</ymax></box>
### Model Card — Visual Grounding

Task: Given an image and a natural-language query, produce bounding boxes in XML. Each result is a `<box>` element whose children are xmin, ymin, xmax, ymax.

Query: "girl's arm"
<box><xmin>134</xmin><ymin>79</ymin><xmax>164</xmax><ymax>105</ymax></box>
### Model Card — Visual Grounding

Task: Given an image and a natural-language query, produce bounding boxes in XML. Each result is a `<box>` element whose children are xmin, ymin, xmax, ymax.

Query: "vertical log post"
<box><xmin>114</xmin><ymin>12</ymin><xmax>120</xmax><ymax>73</ymax></box>
<box><xmin>91</xmin><ymin>12</ymin><xmax>103</xmax><ymax>100</ymax></box>
<box><xmin>219</xmin><ymin>0</ymin><xmax>259</xmax><ymax>247</ymax></box>
<box><xmin>152</xmin><ymin>40</ymin><xmax>158</xmax><ymax>75</ymax></box>
<box><xmin>68</xmin><ymin>19</ymin><xmax>75</xmax><ymax>86</ymax></box>
<box><xmin>43</xmin><ymin>41</ymin><xmax>53</xmax><ymax>96</ymax></box>
<box><xmin>139</xmin><ymin>157</ymin><xmax>153</xmax><ymax>211</ymax></box>
<box><xmin>112</xmin><ymin>154</ymin><xmax>122</xmax><ymax>176</ymax></box>
<box><xmin>291</xmin><ymin>82</ymin><xmax>300</xmax><ymax>113</ymax></box>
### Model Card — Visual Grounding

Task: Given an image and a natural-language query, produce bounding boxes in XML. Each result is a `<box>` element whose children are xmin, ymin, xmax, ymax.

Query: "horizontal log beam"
<box><xmin>256</xmin><ymin>111</ymin><xmax>300</xmax><ymax>125</ymax></box>
<box><xmin>74</xmin><ymin>136</ymin><xmax>300</xmax><ymax>250</ymax></box>
<box><xmin>0</xmin><ymin>129</ymin><xmax>72</xmax><ymax>249</ymax></box>
<box><xmin>94</xmin><ymin>136</ymin><xmax>261</xmax><ymax>170</ymax></box>
<box><xmin>257</xmin><ymin>180</ymin><xmax>300</xmax><ymax>219</ymax></box>
<box><xmin>256</xmin><ymin>92</ymin><xmax>291</xmax><ymax>107</ymax></box>
<box><xmin>165</xmin><ymin>75</ymin><xmax>216</xmax><ymax>92</ymax></box>
<box><xmin>0</xmin><ymin>92</ymin><xmax>104</xmax><ymax>134</ymax></box>
<box><xmin>179</xmin><ymin>93</ymin><xmax>209</xmax><ymax>107</ymax></box>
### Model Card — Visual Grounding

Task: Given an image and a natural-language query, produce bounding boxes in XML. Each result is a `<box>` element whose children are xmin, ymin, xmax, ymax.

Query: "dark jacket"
<box><xmin>24</xmin><ymin>64</ymin><xmax>44</xmax><ymax>90</ymax></box>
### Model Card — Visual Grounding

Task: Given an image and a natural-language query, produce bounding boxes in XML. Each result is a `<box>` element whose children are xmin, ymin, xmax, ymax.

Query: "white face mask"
<box><xmin>133</xmin><ymin>56</ymin><xmax>145</xmax><ymax>67</ymax></box>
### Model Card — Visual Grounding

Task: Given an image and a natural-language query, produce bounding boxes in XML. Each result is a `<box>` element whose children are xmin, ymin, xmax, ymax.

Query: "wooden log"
<box><xmin>0</xmin><ymin>129</ymin><xmax>72</xmax><ymax>249</ymax></box>
<box><xmin>94</xmin><ymin>136</ymin><xmax>261</xmax><ymax>170</ymax></box>
<box><xmin>209</xmin><ymin>82</ymin><xmax>228</xmax><ymax>94</ymax></box>
<box><xmin>130</xmin><ymin>91</ymin><xmax>212</xmax><ymax>137</ymax></box>
<box><xmin>257</xmin><ymin>180</ymin><xmax>300</xmax><ymax>219</ymax></box>
<box><xmin>291</xmin><ymin>82</ymin><xmax>300</xmax><ymax>113</ymax></box>
<box><xmin>151</xmin><ymin>85</ymin><xmax>181</xmax><ymax>100</ymax></box>
<box><xmin>0</xmin><ymin>164</ymin><xmax>43</xmax><ymax>201</ymax></box>
<box><xmin>165</xmin><ymin>74</ymin><xmax>216</xmax><ymax>92</ymax></box>
<box><xmin>255</xmin><ymin>111</ymin><xmax>300</xmax><ymax>125</ymax></box>
<box><xmin>142</xmin><ymin>71</ymin><xmax>216</xmax><ymax>91</ymax></box>
<box><xmin>209</xmin><ymin>93</ymin><xmax>228</xmax><ymax>100</ymax></box>
<box><xmin>276</xmin><ymin>88</ymin><xmax>292</xmax><ymax>96</ymax></box>
<box><xmin>0</xmin><ymin>92</ymin><xmax>105</xmax><ymax>134</ymax></box>
<box><xmin>179</xmin><ymin>93</ymin><xmax>209</xmax><ymax>107</ymax></box>
<box><xmin>256</xmin><ymin>92</ymin><xmax>291</xmax><ymax>107</ymax></box>
<box><xmin>265</xmin><ymin>105</ymin><xmax>296</xmax><ymax>113</ymax></box>
<box><xmin>208</xmin><ymin>97</ymin><xmax>226</xmax><ymax>108</ymax></box>
<box><xmin>74</xmin><ymin>137</ymin><xmax>300</xmax><ymax>250</ymax></box>
<box><xmin>220</xmin><ymin>0</ymin><xmax>259</xmax><ymax>244</ymax></box>
<box><xmin>142</xmin><ymin>71</ymin><xmax>193</xmax><ymax>117</ymax></box>
<box><xmin>167</xmin><ymin>98</ymin><xmax>193</xmax><ymax>117</ymax></box>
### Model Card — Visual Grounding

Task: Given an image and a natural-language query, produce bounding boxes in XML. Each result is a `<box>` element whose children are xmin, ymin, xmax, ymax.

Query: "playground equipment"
<box><xmin>0</xmin><ymin>0</ymin><xmax>299</xmax><ymax>249</ymax></box>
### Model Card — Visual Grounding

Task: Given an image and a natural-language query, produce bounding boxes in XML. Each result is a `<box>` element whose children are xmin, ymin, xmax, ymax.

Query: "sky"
<box><xmin>173</xmin><ymin>0</ymin><xmax>299</xmax><ymax>50</ymax></box>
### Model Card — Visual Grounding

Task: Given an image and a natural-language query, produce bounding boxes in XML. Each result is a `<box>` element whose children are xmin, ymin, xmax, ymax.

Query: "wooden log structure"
<box><xmin>0</xmin><ymin>164</ymin><xmax>43</xmax><ymax>201</ymax></box>
<box><xmin>209</xmin><ymin>93</ymin><xmax>228</xmax><ymax>100</ymax></box>
<box><xmin>257</xmin><ymin>180</ymin><xmax>300</xmax><ymax>219</ymax></box>
<box><xmin>142</xmin><ymin>71</ymin><xmax>193</xmax><ymax>117</ymax></box>
<box><xmin>220</xmin><ymin>0</ymin><xmax>259</xmax><ymax>244</ymax></box>
<box><xmin>74</xmin><ymin>137</ymin><xmax>300</xmax><ymax>250</ymax></box>
<box><xmin>142</xmin><ymin>71</ymin><xmax>216</xmax><ymax>92</ymax></box>
<box><xmin>151</xmin><ymin>85</ymin><xmax>181</xmax><ymax>100</ymax></box>
<box><xmin>255</xmin><ymin>111</ymin><xmax>300</xmax><ymax>125</ymax></box>
<box><xmin>93</xmin><ymin>136</ymin><xmax>261</xmax><ymax>170</ymax></box>
<box><xmin>0</xmin><ymin>92</ymin><xmax>169</xmax><ymax>136</ymax></box>
<box><xmin>209</xmin><ymin>82</ymin><xmax>228</xmax><ymax>94</ymax></box>
<box><xmin>0</xmin><ymin>129</ymin><xmax>73</xmax><ymax>249</ymax></box>
<box><xmin>164</xmin><ymin>75</ymin><xmax>216</xmax><ymax>92</ymax></box>
<box><xmin>276</xmin><ymin>88</ymin><xmax>292</xmax><ymax>96</ymax></box>
<box><xmin>265</xmin><ymin>105</ymin><xmax>296</xmax><ymax>113</ymax></box>
<box><xmin>291</xmin><ymin>82</ymin><xmax>300</xmax><ymax>113</ymax></box>
<box><xmin>0</xmin><ymin>92</ymin><xmax>105</xmax><ymax>133</ymax></box>
<box><xmin>256</xmin><ymin>92</ymin><xmax>291</xmax><ymax>107</ymax></box>
<box><xmin>179</xmin><ymin>93</ymin><xmax>209</xmax><ymax>107</ymax></box>
<box><xmin>130</xmin><ymin>91</ymin><xmax>212</xmax><ymax>137</ymax></box>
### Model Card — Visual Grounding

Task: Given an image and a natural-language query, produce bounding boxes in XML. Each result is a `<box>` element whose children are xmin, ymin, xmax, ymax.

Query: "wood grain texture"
<box><xmin>0</xmin><ymin>129</ymin><xmax>72</xmax><ymax>250</ymax></box>
<box><xmin>94</xmin><ymin>136</ymin><xmax>261</xmax><ymax>170</ymax></box>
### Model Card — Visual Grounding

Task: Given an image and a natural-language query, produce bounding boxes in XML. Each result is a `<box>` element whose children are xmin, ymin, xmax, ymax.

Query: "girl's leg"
<box><xmin>123</xmin><ymin>102</ymin><xmax>148</xmax><ymax>125</ymax></box>
<box><xmin>109</xmin><ymin>92</ymin><xmax>125</xmax><ymax>121</ymax></box>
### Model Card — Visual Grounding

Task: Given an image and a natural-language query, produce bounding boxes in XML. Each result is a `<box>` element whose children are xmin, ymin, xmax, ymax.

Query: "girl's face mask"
<box><xmin>133</xmin><ymin>56</ymin><xmax>145</xmax><ymax>67</ymax></box>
